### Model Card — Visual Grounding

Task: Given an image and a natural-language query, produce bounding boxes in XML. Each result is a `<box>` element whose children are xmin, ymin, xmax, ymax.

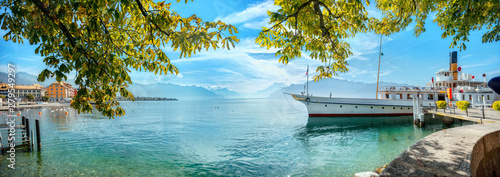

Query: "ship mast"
<box><xmin>376</xmin><ymin>35</ymin><xmax>383</xmax><ymax>99</ymax></box>
<box><xmin>307</xmin><ymin>65</ymin><xmax>309</xmax><ymax>97</ymax></box>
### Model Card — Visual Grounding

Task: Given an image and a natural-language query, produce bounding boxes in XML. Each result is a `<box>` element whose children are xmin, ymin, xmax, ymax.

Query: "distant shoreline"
<box><xmin>117</xmin><ymin>97</ymin><xmax>178</xmax><ymax>101</ymax></box>
<box><xmin>0</xmin><ymin>102</ymin><xmax>70</xmax><ymax>111</ymax></box>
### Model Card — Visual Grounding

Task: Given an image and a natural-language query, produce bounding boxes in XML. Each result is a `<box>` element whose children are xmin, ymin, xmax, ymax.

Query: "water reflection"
<box><xmin>295</xmin><ymin>115</ymin><xmax>473</xmax><ymax>143</ymax></box>
<box><xmin>295</xmin><ymin>116</ymin><xmax>413</xmax><ymax>140</ymax></box>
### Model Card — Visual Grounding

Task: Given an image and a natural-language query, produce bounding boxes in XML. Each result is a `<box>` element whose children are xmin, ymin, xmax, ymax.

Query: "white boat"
<box><xmin>290</xmin><ymin>51</ymin><xmax>500</xmax><ymax>117</ymax></box>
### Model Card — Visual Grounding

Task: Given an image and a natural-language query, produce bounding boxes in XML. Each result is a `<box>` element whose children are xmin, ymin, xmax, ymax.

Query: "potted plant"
<box><xmin>436</xmin><ymin>100</ymin><xmax>447</xmax><ymax>113</ymax></box>
<box><xmin>456</xmin><ymin>101</ymin><xmax>470</xmax><ymax>116</ymax></box>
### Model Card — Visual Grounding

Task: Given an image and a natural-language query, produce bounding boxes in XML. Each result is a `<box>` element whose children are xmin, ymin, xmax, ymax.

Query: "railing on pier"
<box><xmin>0</xmin><ymin>116</ymin><xmax>41</xmax><ymax>153</ymax></box>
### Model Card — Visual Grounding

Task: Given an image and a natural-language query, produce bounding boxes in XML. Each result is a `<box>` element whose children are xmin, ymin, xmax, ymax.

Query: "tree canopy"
<box><xmin>257</xmin><ymin>0</ymin><xmax>499</xmax><ymax>81</ymax></box>
<box><xmin>0</xmin><ymin>0</ymin><xmax>238</xmax><ymax>118</ymax></box>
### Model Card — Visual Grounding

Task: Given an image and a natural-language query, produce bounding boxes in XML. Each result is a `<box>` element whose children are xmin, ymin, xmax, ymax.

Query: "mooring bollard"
<box><xmin>35</xmin><ymin>119</ymin><xmax>41</xmax><ymax>151</ymax></box>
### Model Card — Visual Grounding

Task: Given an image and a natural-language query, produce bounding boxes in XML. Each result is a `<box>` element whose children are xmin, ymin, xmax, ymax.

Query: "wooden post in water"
<box><xmin>0</xmin><ymin>133</ymin><xmax>3</xmax><ymax>154</ymax></box>
<box><xmin>35</xmin><ymin>119</ymin><xmax>41</xmax><ymax>151</ymax></box>
<box><xmin>30</xmin><ymin>130</ymin><xmax>34</xmax><ymax>150</ymax></box>
<box><xmin>22</xmin><ymin>116</ymin><xmax>26</xmax><ymax>141</ymax></box>
<box><xmin>25</xmin><ymin>118</ymin><xmax>30</xmax><ymax>150</ymax></box>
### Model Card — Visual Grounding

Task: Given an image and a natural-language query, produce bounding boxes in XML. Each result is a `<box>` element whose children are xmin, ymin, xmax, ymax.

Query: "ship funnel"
<box><xmin>450</xmin><ymin>51</ymin><xmax>458</xmax><ymax>80</ymax></box>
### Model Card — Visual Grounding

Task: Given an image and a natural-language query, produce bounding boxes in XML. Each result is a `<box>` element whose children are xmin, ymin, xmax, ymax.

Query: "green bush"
<box><xmin>456</xmin><ymin>101</ymin><xmax>470</xmax><ymax>111</ymax></box>
<box><xmin>493</xmin><ymin>101</ymin><xmax>500</xmax><ymax>112</ymax></box>
<box><xmin>26</xmin><ymin>94</ymin><xmax>35</xmax><ymax>101</ymax></box>
<box><xmin>436</xmin><ymin>100</ymin><xmax>447</xmax><ymax>109</ymax></box>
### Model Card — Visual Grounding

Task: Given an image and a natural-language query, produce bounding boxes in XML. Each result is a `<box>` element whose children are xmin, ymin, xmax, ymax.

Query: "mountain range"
<box><xmin>270</xmin><ymin>79</ymin><xmax>413</xmax><ymax>99</ymax></box>
<box><xmin>0</xmin><ymin>72</ymin><xmax>412</xmax><ymax>100</ymax></box>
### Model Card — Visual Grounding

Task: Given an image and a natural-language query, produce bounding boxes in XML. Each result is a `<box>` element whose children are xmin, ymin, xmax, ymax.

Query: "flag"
<box><xmin>305</xmin><ymin>65</ymin><xmax>309</xmax><ymax>76</ymax></box>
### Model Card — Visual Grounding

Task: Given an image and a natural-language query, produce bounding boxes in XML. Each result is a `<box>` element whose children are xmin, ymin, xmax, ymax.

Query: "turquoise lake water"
<box><xmin>0</xmin><ymin>99</ymin><xmax>474</xmax><ymax>176</ymax></box>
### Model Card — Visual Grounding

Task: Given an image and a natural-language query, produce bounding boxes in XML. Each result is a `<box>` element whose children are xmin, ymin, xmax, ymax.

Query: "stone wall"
<box><xmin>471</xmin><ymin>130</ymin><xmax>500</xmax><ymax>177</ymax></box>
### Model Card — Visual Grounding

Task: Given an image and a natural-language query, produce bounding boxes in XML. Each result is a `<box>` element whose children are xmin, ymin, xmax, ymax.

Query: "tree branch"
<box><xmin>134</xmin><ymin>0</ymin><xmax>171</xmax><ymax>37</ymax></box>
<box><xmin>31</xmin><ymin>0</ymin><xmax>76</xmax><ymax>47</ymax></box>
<box><xmin>263</xmin><ymin>0</ymin><xmax>314</xmax><ymax>32</ymax></box>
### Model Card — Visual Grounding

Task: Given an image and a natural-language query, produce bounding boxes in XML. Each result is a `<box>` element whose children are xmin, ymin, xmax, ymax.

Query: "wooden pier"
<box><xmin>412</xmin><ymin>96</ymin><xmax>500</xmax><ymax>125</ymax></box>
<box><xmin>0</xmin><ymin>116</ymin><xmax>41</xmax><ymax>153</ymax></box>
<box><xmin>426</xmin><ymin>107</ymin><xmax>500</xmax><ymax>124</ymax></box>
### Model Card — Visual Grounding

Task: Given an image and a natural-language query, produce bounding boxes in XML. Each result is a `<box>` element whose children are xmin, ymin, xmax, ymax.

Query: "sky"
<box><xmin>0</xmin><ymin>0</ymin><xmax>499</xmax><ymax>94</ymax></box>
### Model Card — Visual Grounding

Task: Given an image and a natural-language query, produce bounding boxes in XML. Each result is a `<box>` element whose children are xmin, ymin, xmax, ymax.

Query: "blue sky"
<box><xmin>0</xmin><ymin>0</ymin><xmax>499</xmax><ymax>93</ymax></box>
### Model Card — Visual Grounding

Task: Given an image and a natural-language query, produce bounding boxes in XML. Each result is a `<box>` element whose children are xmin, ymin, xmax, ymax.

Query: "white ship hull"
<box><xmin>290</xmin><ymin>94</ymin><xmax>436</xmax><ymax>117</ymax></box>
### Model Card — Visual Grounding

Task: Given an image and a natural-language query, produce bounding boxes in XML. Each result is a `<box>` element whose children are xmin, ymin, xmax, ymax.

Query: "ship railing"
<box><xmin>380</xmin><ymin>86</ymin><xmax>442</xmax><ymax>92</ymax></box>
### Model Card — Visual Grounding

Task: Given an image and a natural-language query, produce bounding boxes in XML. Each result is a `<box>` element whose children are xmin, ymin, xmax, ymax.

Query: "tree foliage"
<box><xmin>26</xmin><ymin>94</ymin><xmax>35</xmax><ymax>101</ymax></box>
<box><xmin>493</xmin><ymin>101</ymin><xmax>500</xmax><ymax>112</ymax></box>
<box><xmin>436</xmin><ymin>100</ymin><xmax>447</xmax><ymax>109</ymax></box>
<box><xmin>42</xmin><ymin>95</ymin><xmax>49</xmax><ymax>101</ymax></box>
<box><xmin>455</xmin><ymin>101</ymin><xmax>470</xmax><ymax>111</ymax></box>
<box><xmin>0</xmin><ymin>0</ymin><xmax>238</xmax><ymax>118</ymax></box>
<box><xmin>257</xmin><ymin>0</ymin><xmax>499</xmax><ymax>81</ymax></box>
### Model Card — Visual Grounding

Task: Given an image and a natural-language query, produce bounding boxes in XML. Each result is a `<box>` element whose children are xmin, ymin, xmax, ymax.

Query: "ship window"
<box><xmin>438</xmin><ymin>94</ymin><xmax>445</xmax><ymax>101</ymax></box>
<box><xmin>396</xmin><ymin>94</ymin><xmax>401</xmax><ymax>99</ymax></box>
<box><xmin>382</xmin><ymin>107</ymin><xmax>384</xmax><ymax>109</ymax></box>
<box><xmin>462</xmin><ymin>95</ymin><xmax>465</xmax><ymax>100</ymax></box>
<box><xmin>469</xmin><ymin>95</ymin><xmax>472</xmax><ymax>100</ymax></box>
<box><xmin>393</xmin><ymin>107</ymin><xmax>395</xmax><ymax>109</ymax></box>
<box><xmin>371</xmin><ymin>107</ymin><xmax>373</xmax><ymax>109</ymax></box>
<box><xmin>408</xmin><ymin>94</ymin><xmax>413</xmax><ymax>99</ymax></box>
<box><xmin>487</xmin><ymin>95</ymin><xmax>490</xmax><ymax>100</ymax></box>
<box><xmin>340</xmin><ymin>105</ymin><xmax>342</xmax><ymax>108</ymax></box>
<box><xmin>428</xmin><ymin>94</ymin><xmax>434</xmax><ymax>100</ymax></box>
<box><xmin>325</xmin><ymin>105</ymin><xmax>327</xmax><ymax>107</ymax></box>
<box><xmin>385</xmin><ymin>94</ymin><xmax>389</xmax><ymax>99</ymax></box>
<box><xmin>355</xmin><ymin>106</ymin><xmax>358</xmax><ymax>108</ymax></box>
<box><xmin>408</xmin><ymin>108</ymin><xmax>410</xmax><ymax>110</ymax></box>
<box><xmin>400</xmin><ymin>107</ymin><xmax>403</xmax><ymax>109</ymax></box>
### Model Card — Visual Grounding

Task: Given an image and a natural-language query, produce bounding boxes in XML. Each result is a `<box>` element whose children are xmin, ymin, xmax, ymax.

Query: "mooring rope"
<box><xmin>284</xmin><ymin>93</ymin><xmax>302</xmax><ymax>111</ymax></box>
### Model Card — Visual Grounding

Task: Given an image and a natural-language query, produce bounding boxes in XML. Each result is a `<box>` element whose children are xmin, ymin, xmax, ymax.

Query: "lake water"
<box><xmin>0</xmin><ymin>99</ymin><xmax>474</xmax><ymax>176</ymax></box>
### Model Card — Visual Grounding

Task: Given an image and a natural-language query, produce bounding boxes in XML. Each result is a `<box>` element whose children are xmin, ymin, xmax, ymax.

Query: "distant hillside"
<box><xmin>127</xmin><ymin>83</ymin><xmax>223</xmax><ymax>100</ymax></box>
<box><xmin>270</xmin><ymin>78</ymin><xmax>413</xmax><ymax>98</ymax></box>
<box><xmin>249</xmin><ymin>82</ymin><xmax>287</xmax><ymax>98</ymax></box>
<box><xmin>0</xmin><ymin>72</ymin><xmax>224</xmax><ymax>100</ymax></box>
<box><xmin>210</xmin><ymin>88</ymin><xmax>240</xmax><ymax>99</ymax></box>
<box><xmin>1</xmin><ymin>72</ymin><xmax>416</xmax><ymax>100</ymax></box>
<box><xmin>0</xmin><ymin>72</ymin><xmax>76</xmax><ymax>87</ymax></box>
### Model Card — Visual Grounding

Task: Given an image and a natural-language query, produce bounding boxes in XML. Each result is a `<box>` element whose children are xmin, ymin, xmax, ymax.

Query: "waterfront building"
<box><xmin>46</xmin><ymin>82</ymin><xmax>76</xmax><ymax>102</ymax></box>
<box><xmin>0</xmin><ymin>82</ymin><xmax>45</xmax><ymax>101</ymax></box>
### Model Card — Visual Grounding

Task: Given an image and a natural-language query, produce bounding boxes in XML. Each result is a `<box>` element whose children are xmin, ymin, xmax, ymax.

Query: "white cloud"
<box><xmin>345</xmin><ymin>33</ymin><xmax>391</xmax><ymax>61</ymax></box>
<box><xmin>242</xmin><ymin>18</ymin><xmax>271</xmax><ymax>30</ymax></box>
<box><xmin>430</xmin><ymin>12</ymin><xmax>438</xmax><ymax>20</ymax></box>
<box><xmin>461</xmin><ymin>54</ymin><xmax>473</xmax><ymax>59</ymax></box>
<box><xmin>214</xmin><ymin>0</ymin><xmax>279</xmax><ymax>25</ymax></box>
<box><xmin>0</xmin><ymin>54</ymin><xmax>10</xmax><ymax>60</ymax></box>
<box><xmin>17</xmin><ymin>56</ymin><xmax>42</xmax><ymax>61</ymax></box>
<box><xmin>487</xmin><ymin>70</ymin><xmax>500</xmax><ymax>75</ymax></box>
<box><xmin>405</xmin><ymin>25</ymin><xmax>414</xmax><ymax>32</ymax></box>
<box><xmin>130</xmin><ymin>71</ymin><xmax>183</xmax><ymax>85</ymax></box>
<box><xmin>366</xmin><ymin>8</ymin><xmax>382</xmax><ymax>19</ymax></box>
<box><xmin>461</xmin><ymin>63</ymin><xmax>488</xmax><ymax>68</ymax></box>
